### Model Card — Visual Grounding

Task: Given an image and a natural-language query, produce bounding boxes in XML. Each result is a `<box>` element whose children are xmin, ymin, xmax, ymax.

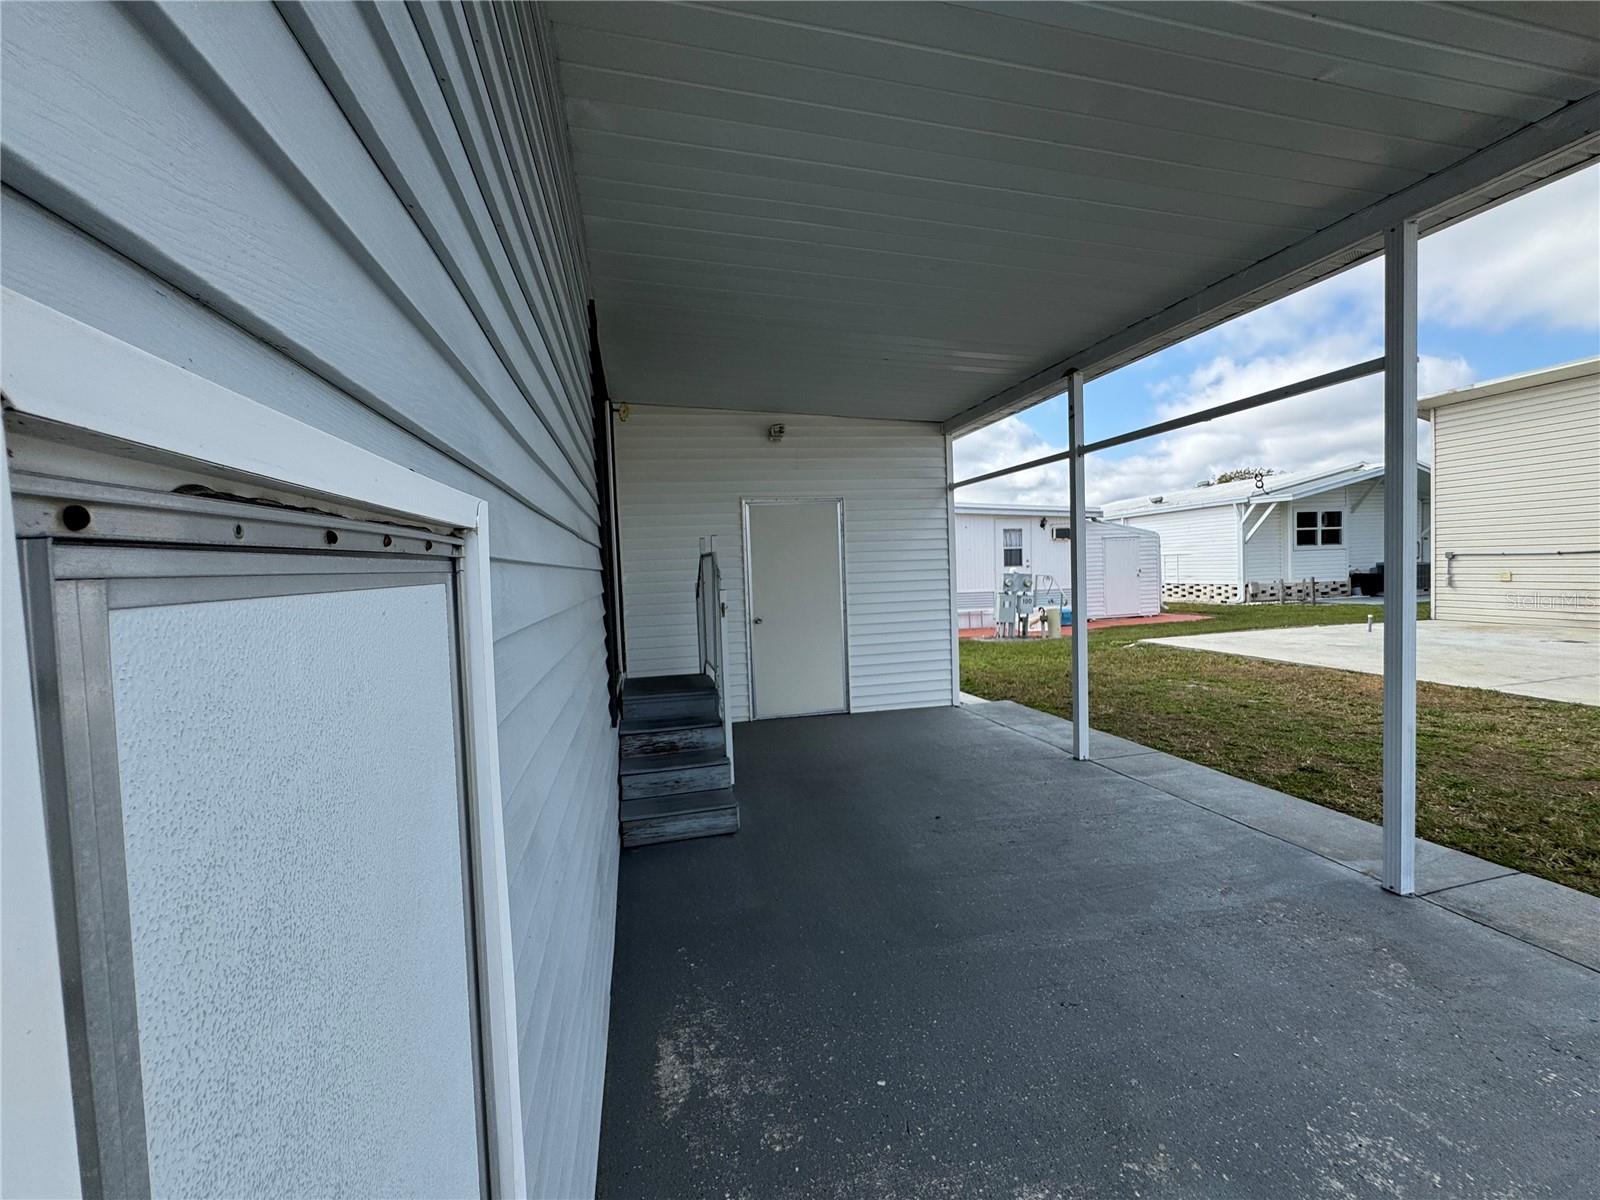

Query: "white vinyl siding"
<box><xmin>1</xmin><ymin>5</ymin><xmax>613</xmax><ymax>1194</ymax></box>
<box><xmin>1086</xmin><ymin>529</ymin><xmax>1163</xmax><ymax>618</ymax></box>
<box><xmin>1428</xmin><ymin>367</ymin><xmax>1600</xmax><ymax>631</ymax></box>
<box><xmin>1243</xmin><ymin>504</ymin><xmax>1286</xmax><ymax>583</ymax></box>
<box><xmin>955</xmin><ymin>512</ymin><xmax>1160</xmax><ymax>621</ymax></box>
<box><xmin>1288</xmin><ymin>493</ymin><xmax>1350</xmax><ymax>583</ymax></box>
<box><xmin>956</xmin><ymin>512</ymin><xmax>1073</xmax><ymax>595</ymax></box>
<box><xmin>1118</xmin><ymin>505</ymin><xmax>1241</xmax><ymax>586</ymax></box>
<box><xmin>616</xmin><ymin>405</ymin><xmax>953</xmax><ymax>721</ymax></box>
<box><xmin>1133</xmin><ymin>479</ymin><xmax>1423</xmax><ymax>593</ymax></box>
<box><xmin>1343</xmin><ymin>479</ymin><xmax>1387</xmax><ymax>571</ymax></box>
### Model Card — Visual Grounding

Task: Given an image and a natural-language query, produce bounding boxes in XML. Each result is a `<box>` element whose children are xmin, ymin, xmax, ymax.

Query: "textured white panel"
<box><xmin>109</xmin><ymin>584</ymin><xmax>481</xmax><ymax>1199</ymax></box>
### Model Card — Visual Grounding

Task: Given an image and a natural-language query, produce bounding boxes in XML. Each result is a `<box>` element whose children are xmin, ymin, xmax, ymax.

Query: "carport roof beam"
<box><xmin>942</xmin><ymin>91</ymin><xmax>1600</xmax><ymax>437</ymax></box>
<box><xmin>948</xmin><ymin>357</ymin><xmax>1383</xmax><ymax>492</ymax></box>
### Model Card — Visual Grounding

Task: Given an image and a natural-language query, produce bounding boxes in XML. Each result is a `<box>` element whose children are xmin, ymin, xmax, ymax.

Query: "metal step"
<box><xmin>621</xmin><ymin>673</ymin><xmax>720</xmax><ymax>722</ymax></box>
<box><xmin>620</xmin><ymin>790</ymin><xmax>739</xmax><ymax>848</ymax></box>
<box><xmin>619</xmin><ymin>747</ymin><xmax>731</xmax><ymax>800</ymax></box>
<box><xmin>619</xmin><ymin>713</ymin><xmax>724</xmax><ymax>758</ymax></box>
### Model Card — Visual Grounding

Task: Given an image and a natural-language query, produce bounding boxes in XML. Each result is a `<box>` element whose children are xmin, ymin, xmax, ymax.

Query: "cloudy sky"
<box><xmin>953</xmin><ymin>165</ymin><xmax>1600</xmax><ymax>508</ymax></box>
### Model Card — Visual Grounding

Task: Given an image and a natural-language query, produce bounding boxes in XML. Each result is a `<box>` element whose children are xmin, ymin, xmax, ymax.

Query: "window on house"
<box><xmin>1002</xmin><ymin>527</ymin><xmax>1023</xmax><ymax>566</ymax></box>
<box><xmin>1296</xmin><ymin>510</ymin><xmax>1343</xmax><ymax>546</ymax></box>
<box><xmin>1051</xmin><ymin>526</ymin><xmax>1071</xmax><ymax>541</ymax></box>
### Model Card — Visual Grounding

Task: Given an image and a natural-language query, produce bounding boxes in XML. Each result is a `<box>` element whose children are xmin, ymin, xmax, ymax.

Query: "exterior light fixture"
<box><xmin>768</xmin><ymin>423</ymin><xmax>786</xmax><ymax>443</ymax></box>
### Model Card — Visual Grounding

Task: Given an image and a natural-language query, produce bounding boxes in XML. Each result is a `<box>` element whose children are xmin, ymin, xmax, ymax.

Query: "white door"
<box><xmin>746</xmin><ymin>499</ymin><xmax>847</xmax><ymax>718</ymax></box>
<box><xmin>1102</xmin><ymin>535</ymin><xmax>1142</xmax><ymax>616</ymax></box>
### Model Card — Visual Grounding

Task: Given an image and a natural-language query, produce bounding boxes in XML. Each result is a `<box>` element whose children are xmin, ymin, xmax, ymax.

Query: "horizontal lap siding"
<box><xmin>1</xmin><ymin>3</ymin><xmax>613</xmax><ymax>1193</ymax></box>
<box><xmin>615</xmin><ymin>406</ymin><xmax>954</xmax><ymax>721</ymax></box>
<box><xmin>1288</xmin><ymin>489</ymin><xmax>1351</xmax><ymax>583</ymax></box>
<box><xmin>1118</xmin><ymin>506</ymin><xmax>1240</xmax><ymax>586</ymax></box>
<box><xmin>1431</xmin><ymin>375</ymin><xmax>1600</xmax><ymax>630</ymax></box>
<box><xmin>1243</xmin><ymin>504</ymin><xmax>1286</xmax><ymax>584</ymax></box>
<box><xmin>1138</xmin><ymin>531</ymin><xmax>1165</xmax><ymax>613</ymax></box>
<box><xmin>1343</xmin><ymin>480</ymin><xmax>1387</xmax><ymax>571</ymax></box>
<box><xmin>1086</xmin><ymin>526</ymin><xmax>1162</xmax><ymax>618</ymax></box>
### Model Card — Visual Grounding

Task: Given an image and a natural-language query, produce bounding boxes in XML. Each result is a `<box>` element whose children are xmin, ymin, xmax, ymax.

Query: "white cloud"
<box><xmin>955</xmin><ymin>165</ymin><xmax>1596</xmax><ymax>508</ymax></box>
<box><xmin>955</xmin><ymin>348</ymin><xmax>1471</xmax><ymax>508</ymax></box>
<box><xmin>1420</xmin><ymin>166</ymin><xmax>1600</xmax><ymax>332</ymax></box>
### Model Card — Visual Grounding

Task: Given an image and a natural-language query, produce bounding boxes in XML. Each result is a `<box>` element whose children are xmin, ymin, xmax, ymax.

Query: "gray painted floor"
<box><xmin>597</xmin><ymin>706</ymin><xmax>1599</xmax><ymax>1200</ymax></box>
<box><xmin>1148</xmin><ymin>621</ymin><xmax>1600</xmax><ymax>706</ymax></box>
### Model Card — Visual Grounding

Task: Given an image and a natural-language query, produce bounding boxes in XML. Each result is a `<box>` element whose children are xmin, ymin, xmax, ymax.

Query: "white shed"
<box><xmin>1101</xmin><ymin>463</ymin><xmax>1431</xmax><ymax>604</ymax></box>
<box><xmin>954</xmin><ymin>503</ymin><xmax>1162</xmax><ymax>626</ymax></box>
<box><xmin>1421</xmin><ymin>358</ymin><xmax>1600</xmax><ymax>632</ymax></box>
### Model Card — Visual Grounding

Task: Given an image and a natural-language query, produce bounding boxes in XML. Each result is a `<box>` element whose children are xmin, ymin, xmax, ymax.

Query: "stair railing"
<box><xmin>694</xmin><ymin>536</ymin><xmax>735</xmax><ymax>784</ymax></box>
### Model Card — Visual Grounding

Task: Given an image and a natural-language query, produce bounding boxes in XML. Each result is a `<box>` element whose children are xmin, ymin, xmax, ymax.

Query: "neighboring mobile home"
<box><xmin>3</xmin><ymin>3</ymin><xmax>1595</xmax><ymax>1197</ymax></box>
<box><xmin>953</xmin><ymin>503</ymin><xmax>1161</xmax><ymax>627</ymax></box>
<box><xmin>1421</xmin><ymin>358</ymin><xmax>1600</xmax><ymax>632</ymax></box>
<box><xmin>1102</xmin><ymin>463</ymin><xmax>1431</xmax><ymax>603</ymax></box>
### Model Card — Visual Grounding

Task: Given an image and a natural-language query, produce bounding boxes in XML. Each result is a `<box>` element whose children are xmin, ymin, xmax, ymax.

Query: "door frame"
<box><xmin>739</xmin><ymin>496</ymin><xmax>850</xmax><ymax>720</ymax></box>
<box><xmin>1100</xmin><ymin>532</ymin><xmax>1142</xmax><ymax>618</ymax></box>
<box><xmin>16</xmin><ymin>526</ymin><xmax>487</xmax><ymax>1200</ymax></box>
<box><xmin>0</xmin><ymin>289</ymin><xmax>527</xmax><ymax>1197</ymax></box>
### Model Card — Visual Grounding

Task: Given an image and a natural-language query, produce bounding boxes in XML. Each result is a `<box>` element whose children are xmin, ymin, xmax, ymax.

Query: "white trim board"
<box><xmin>0</xmin><ymin>289</ymin><xmax>528</xmax><ymax>1198</ymax></box>
<box><xmin>1</xmin><ymin>289</ymin><xmax>480</xmax><ymax>529</ymax></box>
<box><xmin>0</xmin><ymin>423</ymin><xmax>83</xmax><ymax>1198</ymax></box>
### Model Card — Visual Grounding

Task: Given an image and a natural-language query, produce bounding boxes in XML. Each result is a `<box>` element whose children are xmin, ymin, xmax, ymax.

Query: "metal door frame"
<box><xmin>740</xmin><ymin>496</ymin><xmax>850</xmax><ymax>720</ymax></box>
<box><xmin>14</xmin><ymin>475</ymin><xmax>492</xmax><ymax>1200</ymax></box>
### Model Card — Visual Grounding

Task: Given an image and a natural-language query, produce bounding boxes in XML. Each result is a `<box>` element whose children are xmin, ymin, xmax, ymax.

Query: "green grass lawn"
<box><xmin>960</xmin><ymin>603</ymin><xmax>1600</xmax><ymax>895</ymax></box>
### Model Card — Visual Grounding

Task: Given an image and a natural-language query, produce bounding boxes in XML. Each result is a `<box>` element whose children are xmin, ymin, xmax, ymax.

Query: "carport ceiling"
<box><xmin>548</xmin><ymin>2</ymin><xmax>1600</xmax><ymax>430</ymax></box>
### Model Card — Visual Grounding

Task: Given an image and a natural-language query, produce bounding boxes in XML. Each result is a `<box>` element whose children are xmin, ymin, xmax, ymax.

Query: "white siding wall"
<box><xmin>952</xmin><ymin>514</ymin><xmax>1159</xmax><ymax>622</ymax></box>
<box><xmin>955</xmin><ymin>514</ymin><xmax>999</xmax><ymax>595</ymax></box>
<box><xmin>1</xmin><ymin>4</ymin><xmax>614</xmax><ymax>1193</ymax></box>
<box><xmin>1430</xmin><ymin>370</ymin><xmax>1600</xmax><ymax>630</ymax></box>
<box><xmin>1235</xmin><ymin>481</ymin><xmax>1421</xmax><ymax>588</ymax></box>
<box><xmin>1343</xmin><ymin>479</ymin><xmax>1387</xmax><ymax>571</ymax></box>
<box><xmin>1085</xmin><ymin>526</ymin><xmax>1164</xmax><ymax>618</ymax></box>
<box><xmin>1032</xmin><ymin>521</ymin><xmax>1076</xmax><ymax>594</ymax></box>
<box><xmin>955</xmin><ymin>513</ymin><xmax>1073</xmax><ymax>600</ymax></box>
<box><xmin>1118</xmin><ymin>505</ymin><xmax>1241</xmax><ymax>586</ymax></box>
<box><xmin>1287</xmin><ymin>489</ymin><xmax>1352</xmax><ymax>584</ymax></box>
<box><xmin>1242</xmin><ymin>503</ymin><xmax>1287</xmax><ymax>583</ymax></box>
<box><xmin>616</xmin><ymin>406</ymin><xmax>953</xmax><ymax>721</ymax></box>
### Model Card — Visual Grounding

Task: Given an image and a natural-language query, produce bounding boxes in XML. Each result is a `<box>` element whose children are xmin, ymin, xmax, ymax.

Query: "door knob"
<box><xmin>752</xmin><ymin>617</ymin><xmax>763</xmax><ymax>624</ymax></box>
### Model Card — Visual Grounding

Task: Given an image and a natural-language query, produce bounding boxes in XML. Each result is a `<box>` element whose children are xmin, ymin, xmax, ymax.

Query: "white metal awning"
<box><xmin>547</xmin><ymin>1</ymin><xmax>1599</xmax><ymax>429</ymax></box>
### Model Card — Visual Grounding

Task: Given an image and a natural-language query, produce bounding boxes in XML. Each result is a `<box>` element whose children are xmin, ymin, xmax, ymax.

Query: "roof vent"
<box><xmin>1150</xmin><ymin>495</ymin><xmax>1164</xmax><ymax>504</ymax></box>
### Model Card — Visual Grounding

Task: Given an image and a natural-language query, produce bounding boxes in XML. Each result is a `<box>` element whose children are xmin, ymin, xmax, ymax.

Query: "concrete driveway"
<box><xmin>1149</xmin><ymin>620</ymin><xmax>1600</xmax><ymax>705</ymax></box>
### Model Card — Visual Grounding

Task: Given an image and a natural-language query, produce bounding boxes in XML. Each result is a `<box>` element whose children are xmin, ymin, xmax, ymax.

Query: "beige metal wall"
<box><xmin>1426</xmin><ymin>362</ymin><xmax>1600</xmax><ymax>631</ymax></box>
